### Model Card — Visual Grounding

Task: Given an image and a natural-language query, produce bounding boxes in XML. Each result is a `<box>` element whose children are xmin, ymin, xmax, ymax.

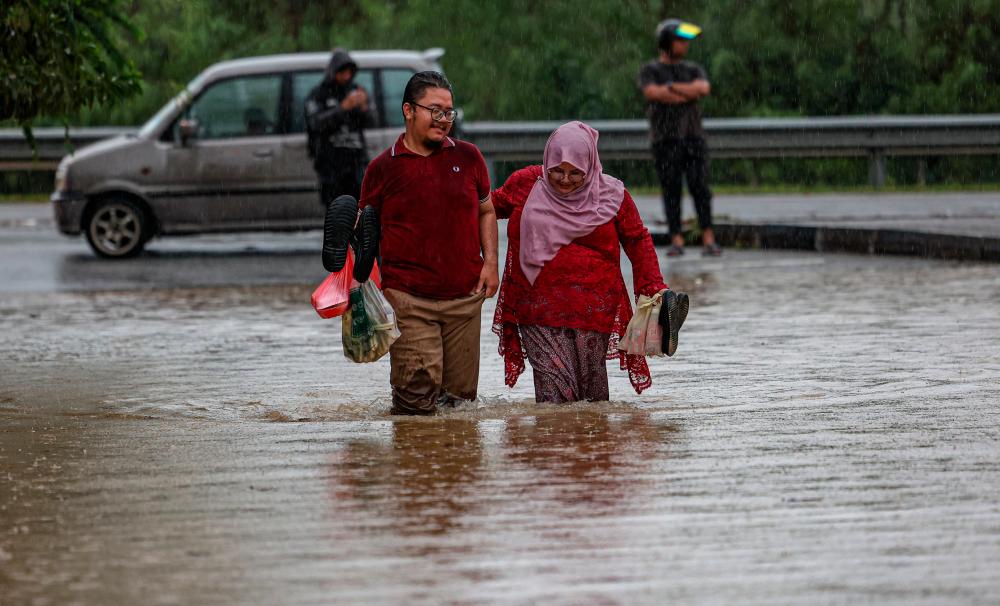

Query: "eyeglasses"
<box><xmin>547</xmin><ymin>167</ymin><xmax>587</xmax><ymax>184</ymax></box>
<box><xmin>411</xmin><ymin>102</ymin><xmax>458</xmax><ymax>123</ymax></box>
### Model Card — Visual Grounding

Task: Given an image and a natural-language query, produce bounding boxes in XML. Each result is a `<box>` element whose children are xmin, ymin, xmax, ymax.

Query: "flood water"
<box><xmin>2</xmin><ymin>250</ymin><xmax>999</xmax><ymax>604</ymax></box>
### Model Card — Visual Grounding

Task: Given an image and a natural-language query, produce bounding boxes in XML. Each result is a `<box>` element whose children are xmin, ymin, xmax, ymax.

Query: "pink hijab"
<box><xmin>519</xmin><ymin>121</ymin><xmax>625</xmax><ymax>285</ymax></box>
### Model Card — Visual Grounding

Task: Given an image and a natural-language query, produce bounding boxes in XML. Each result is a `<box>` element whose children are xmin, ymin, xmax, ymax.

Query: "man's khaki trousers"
<box><xmin>382</xmin><ymin>289</ymin><xmax>485</xmax><ymax>415</ymax></box>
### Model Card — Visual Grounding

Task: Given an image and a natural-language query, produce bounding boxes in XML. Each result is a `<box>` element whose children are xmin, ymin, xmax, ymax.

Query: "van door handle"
<box><xmin>252</xmin><ymin>149</ymin><xmax>274</xmax><ymax>158</ymax></box>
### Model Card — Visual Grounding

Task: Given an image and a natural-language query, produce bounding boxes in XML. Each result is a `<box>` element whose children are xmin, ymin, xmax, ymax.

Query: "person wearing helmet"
<box><xmin>638</xmin><ymin>19</ymin><xmax>721</xmax><ymax>257</ymax></box>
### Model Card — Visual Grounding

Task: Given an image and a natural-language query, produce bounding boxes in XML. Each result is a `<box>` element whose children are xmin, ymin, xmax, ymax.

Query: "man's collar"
<box><xmin>391</xmin><ymin>134</ymin><xmax>456</xmax><ymax>158</ymax></box>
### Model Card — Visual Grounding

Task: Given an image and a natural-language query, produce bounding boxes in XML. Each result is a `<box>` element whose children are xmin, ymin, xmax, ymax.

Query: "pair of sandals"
<box><xmin>658</xmin><ymin>289</ymin><xmax>690</xmax><ymax>357</ymax></box>
<box><xmin>322</xmin><ymin>194</ymin><xmax>379</xmax><ymax>282</ymax></box>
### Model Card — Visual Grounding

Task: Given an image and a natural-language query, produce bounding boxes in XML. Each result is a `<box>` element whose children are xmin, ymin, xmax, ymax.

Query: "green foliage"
<box><xmin>0</xmin><ymin>0</ymin><xmax>143</xmax><ymax>132</ymax></box>
<box><xmin>57</xmin><ymin>0</ymin><xmax>1000</xmax><ymax>128</ymax></box>
<box><xmin>1</xmin><ymin>0</ymin><xmax>996</xmax><ymax>189</ymax></box>
<box><xmin>695</xmin><ymin>0</ymin><xmax>1000</xmax><ymax>117</ymax></box>
<box><xmin>10</xmin><ymin>0</ymin><xmax>998</xmax><ymax>188</ymax></box>
<box><xmin>0</xmin><ymin>0</ymin><xmax>1000</xmax><ymax>187</ymax></box>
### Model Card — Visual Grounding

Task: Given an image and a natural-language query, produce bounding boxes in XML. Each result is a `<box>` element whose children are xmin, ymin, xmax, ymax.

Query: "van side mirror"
<box><xmin>178</xmin><ymin>118</ymin><xmax>200</xmax><ymax>145</ymax></box>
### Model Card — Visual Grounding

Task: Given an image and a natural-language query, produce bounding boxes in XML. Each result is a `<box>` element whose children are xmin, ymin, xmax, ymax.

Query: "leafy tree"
<box><xmin>51</xmin><ymin>0</ymin><xmax>1000</xmax><ymax>126</ymax></box>
<box><xmin>1</xmin><ymin>0</ymin><xmax>143</xmax><ymax>144</ymax></box>
<box><xmin>7</xmin><ymin>0</ymin><xmax>999</xmax><ymax>187</ymax></box>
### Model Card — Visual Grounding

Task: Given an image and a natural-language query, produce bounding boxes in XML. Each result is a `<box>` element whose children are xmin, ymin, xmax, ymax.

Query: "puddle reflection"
<box><xmin>330</xmin><ymin>418</ymin><xmax>484</xmax><ymax>536</ymax></box>
<box><xmin>504</xmin><ymin>410</ymin><xmax>674</xmax><ymax>507</ymax></box>
<box><xmin>328</xmin><ymin>410</ymin><xmax>676</xmax><ymax>538</ymax></box>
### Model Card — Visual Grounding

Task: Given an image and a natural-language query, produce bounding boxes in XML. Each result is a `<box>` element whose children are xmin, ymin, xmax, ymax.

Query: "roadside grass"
<box><xmin>0</xmin><ymin>193</ymin><xmax>49</xmax><ymax>203</ymax></box>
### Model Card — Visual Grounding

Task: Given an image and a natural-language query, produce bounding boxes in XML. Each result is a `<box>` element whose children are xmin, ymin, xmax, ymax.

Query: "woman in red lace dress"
<box><xmin>491</xmin><ymin>121</ymin><xmax>673</xmax><ymax>403</ymax></box>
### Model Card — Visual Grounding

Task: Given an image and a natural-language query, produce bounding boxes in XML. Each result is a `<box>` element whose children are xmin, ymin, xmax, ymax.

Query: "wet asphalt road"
<box><xmin>4</xmin><ymin>189</ymin><xmax>999</xmax><ymax>293</ymax></box>
<box><xmin>2</xmin><ymin>201</ymin><xmax>1000</xmax><ymax>604</ymax></box>
<box><xmin>0</xmin><ymin>203</ymin><xmax>330</xmax><ymax>293</ymax></box>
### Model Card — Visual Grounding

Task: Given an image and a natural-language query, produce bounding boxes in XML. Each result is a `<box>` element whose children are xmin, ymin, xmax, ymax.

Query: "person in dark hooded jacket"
<box><xmin>305</xmin><ymin>48</ymin><xmax>376</xmax><ymax>205</ymax></box>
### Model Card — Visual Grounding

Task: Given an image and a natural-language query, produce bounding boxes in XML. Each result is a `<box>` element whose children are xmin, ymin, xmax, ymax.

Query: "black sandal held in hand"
<box><xmin>658</xmin><ymin>290</ymin><xmax>690</xmax><ymax>357</ymax></box>
<box><xmin>322</xmin><ymin>195</ymin><xmax>358</xmax><ymax>272</ymax></box>
<box><xmin>352</xmin><ymin>205</ymin><xmax>380</xmax><ymax>282</ymax></box>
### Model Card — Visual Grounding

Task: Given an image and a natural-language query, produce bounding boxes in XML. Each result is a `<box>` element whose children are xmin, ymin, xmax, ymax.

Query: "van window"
<box><xmin>186</xmin><ymin>75</ymin><xmax>283</xmax><ymax>139</ymax></box>
<box><xmin>290</xmin><ymin>69</ymin><xmax>375</xmax><ymax>134</ymax></box>
<box><xmin>381</xmin><ymin>69</ymin><xmax>415</xmax><ymax>128</ymax></box>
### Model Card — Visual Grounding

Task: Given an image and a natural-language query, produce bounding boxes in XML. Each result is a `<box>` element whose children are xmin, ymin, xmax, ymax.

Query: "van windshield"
<box><xmin>138</xmin><ymin>90</ymin><xmax>192</xmax><ymax>139</ymax></box>
<box><xmin>140</xmin><ymin>66</ymin><xmax>243</xmax><ymax>139</ymax></box>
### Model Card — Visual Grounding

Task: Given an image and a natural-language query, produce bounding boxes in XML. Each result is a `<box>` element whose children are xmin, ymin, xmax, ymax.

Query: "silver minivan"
<box><xmin>52</xmin><ymin>49</ymin><xmax>448</xmax><ymax>257</ymax></box>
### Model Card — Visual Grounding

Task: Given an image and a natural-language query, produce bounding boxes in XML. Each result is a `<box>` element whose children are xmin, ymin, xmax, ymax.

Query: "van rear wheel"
<box><xmin>85</xmin><ymin>198</ymin><xmax>149</xmax><ymax>258</ymax></box>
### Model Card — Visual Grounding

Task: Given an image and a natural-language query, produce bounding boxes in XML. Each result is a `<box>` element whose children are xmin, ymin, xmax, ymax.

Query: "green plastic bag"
<box><xmin>342</xmin><ymin>281</ymin><xmax>400</xmax><ymax>363</ymax></box>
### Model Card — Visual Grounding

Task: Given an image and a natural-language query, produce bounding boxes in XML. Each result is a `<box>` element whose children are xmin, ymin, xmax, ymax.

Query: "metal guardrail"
<box><xmin>0</xmin><ymin>127</ymin><xmax>136</xmax><ymax>170</ymax></box>
<box><xmin>3</xmin><ymin>115</ymin><xmax>1000</xmax><ymax>186</ymax></box>
<box><xmin>463</xmin><ymin>115</ymin><xmax>1000</xmax><ymax>187</ymax></box>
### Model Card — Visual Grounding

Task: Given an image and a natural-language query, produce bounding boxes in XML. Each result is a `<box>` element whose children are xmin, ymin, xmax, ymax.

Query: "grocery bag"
<box><xmin>311</xmin><ymin>250</ymin><xmax>381</xmax><ymax>319</ymax></box>
<box><xmin>618</xmin><ymin>291</ymin><xmax>664</xmax><ymax>357</ymax></box>
<box><xmin>342</xmin><ymin>279</ymin><xmax>400</xmax><ymax>363</ymax></box>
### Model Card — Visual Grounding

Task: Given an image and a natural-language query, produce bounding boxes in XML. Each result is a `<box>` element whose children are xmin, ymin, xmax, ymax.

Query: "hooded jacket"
<box><xmin>305</xmin><ymin>49</ymin><xmax>375</xmax><ymax>170</ymax></box>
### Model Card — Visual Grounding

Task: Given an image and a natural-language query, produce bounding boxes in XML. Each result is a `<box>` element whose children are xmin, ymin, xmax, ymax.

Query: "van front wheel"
<box><xmin>85</xmin><ymin>198</ymin><xmax>149</xmax><ymax>258</ymax></box>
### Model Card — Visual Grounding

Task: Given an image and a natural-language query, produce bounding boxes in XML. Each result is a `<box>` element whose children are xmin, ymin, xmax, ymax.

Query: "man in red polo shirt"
<box><xmin>360</xmin><ymin>71</ymin><xmax>499</xmax><ymax>415</ymax></box>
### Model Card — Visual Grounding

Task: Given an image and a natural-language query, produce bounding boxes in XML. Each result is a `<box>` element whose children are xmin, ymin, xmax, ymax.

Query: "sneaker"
<box><xmin>665</xmin><ymin>244</ymin><xmax>685</xmax><ymax>257</ymax></box>
<box><xmin>702</xmin><ymin>242</ymin><xmax>723</xmax><ymax>257</ymax></box>
<box><xmin>352</xmin><ymin>205</ymin><xmax>380</xmax><ymax>282</ymax></box>
<box><xmin>322</xmin><ymin>195</ymin><xmax>358</xmax><ymax>272</ymax></box>
<box><xmin>658</xmin><ymin>290</ymin><xmax>690</xmax><ymax>357</ymax></box>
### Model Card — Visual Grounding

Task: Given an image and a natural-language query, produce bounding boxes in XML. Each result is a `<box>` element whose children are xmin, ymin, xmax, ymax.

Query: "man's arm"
<box><xmin>474</xmin><ymin>196</ymin><xmax>499</xmax><ymax>297</ymax></box>
<box><xmin>642</xmin><ymin>83</ymin><xmax>690</xmax><ymax>105</ymax></box>
<box><xmin>353</xmin><ymin>87</ymin><xmax>377</xmax><ymax>128</ymax></box>
<box><xmin>669</xmin><ymin>79</ymin><xmax>711</xmax><ymax>101</ymax></box>
<box><xmin>305</xmin><ymin>97</ymin><xmax>347</xmax><ymax>134</ymax></box>
<box><xmin>306</xmin><ymin>87</ymin><xmax>372</xmax><ymax>134</ymax></box>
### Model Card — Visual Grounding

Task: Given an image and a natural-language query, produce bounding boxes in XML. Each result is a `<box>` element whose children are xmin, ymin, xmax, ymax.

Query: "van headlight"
<box><xmin>54</xmin><ymin>161</ymin><xmax>70</xmax><ymax>193</ymax></box>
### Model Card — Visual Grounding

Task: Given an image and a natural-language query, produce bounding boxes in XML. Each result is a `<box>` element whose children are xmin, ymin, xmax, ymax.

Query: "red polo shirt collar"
<box><xmin>390</xmin><ymin>134</ymin><xmax>456</xmax><ymax>158</ymax></box>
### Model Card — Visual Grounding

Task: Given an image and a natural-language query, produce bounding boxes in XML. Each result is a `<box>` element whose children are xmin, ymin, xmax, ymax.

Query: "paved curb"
<box><xmin>651</xmin><ymin>224</ymin><xmax>1000</xmax><ymax>262</ymax></box>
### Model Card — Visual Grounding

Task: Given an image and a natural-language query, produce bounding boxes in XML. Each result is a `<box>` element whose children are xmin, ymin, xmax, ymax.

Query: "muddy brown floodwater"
<box><xmin>2</xmin><ymin>250</ymin><xmax>999</xmax><ymax>604</ymax></box>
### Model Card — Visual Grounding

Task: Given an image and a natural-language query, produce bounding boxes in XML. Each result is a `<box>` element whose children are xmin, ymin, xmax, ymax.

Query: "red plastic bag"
<box><xmin>311</xmin><ymin>250</ymin><xmax>382</xmax><ymax>319</ymax></box>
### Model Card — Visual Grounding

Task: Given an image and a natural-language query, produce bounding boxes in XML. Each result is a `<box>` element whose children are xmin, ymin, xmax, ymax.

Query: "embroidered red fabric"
<box><xmin>491</xmin><ymin>165</ymin><xmax>668</xmax><ymax>394</ymax></box>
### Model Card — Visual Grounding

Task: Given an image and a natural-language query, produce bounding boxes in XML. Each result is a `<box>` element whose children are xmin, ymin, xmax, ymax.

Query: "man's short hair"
<box><xmin>402</xmin><ymin>71</ymin><xmax>453</xmax><ymax>107</ymax></box>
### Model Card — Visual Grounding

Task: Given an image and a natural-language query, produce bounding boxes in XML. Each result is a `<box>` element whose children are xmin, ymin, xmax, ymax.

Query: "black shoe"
<box><xmin>658</xmin><ymin>290</ymin><xmax>690</xmax><ymax>357</ymax></box>
<box><xmin>322</xmin><ymin>195</ymin><xmax>358</xmax><ymax>272</ymax></box>
<box><xmin>352</xmin><ymin>205</ymin><xmax>380</xmax><ymax>282</ymax></box>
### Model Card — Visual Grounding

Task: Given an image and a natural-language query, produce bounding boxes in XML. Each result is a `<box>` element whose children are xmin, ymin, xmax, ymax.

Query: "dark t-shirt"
<box><xmin>637</xmin><ymin>60</ymin><xmax>707</xmax><ymax>142</ymax></box>
<box><xmin>360</xmin><ymin>135</ymin><xmax>491</xmax><ymax>300</ymax></box>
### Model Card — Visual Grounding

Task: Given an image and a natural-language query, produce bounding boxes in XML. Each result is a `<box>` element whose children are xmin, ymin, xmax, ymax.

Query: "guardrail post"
<box><xmin>917</xmin><ymin>158</ymin><xmax>927</xmax><ymax>187</ymax></box>
<box><xmin>486</xmin><ymin>158</ymin><xmax>496</xmax><ymax>189</ymax></box>
<box><xmin>868</xmin><ymin>149</ymin><xmax>886</xmax><ymax>189</ymax></box>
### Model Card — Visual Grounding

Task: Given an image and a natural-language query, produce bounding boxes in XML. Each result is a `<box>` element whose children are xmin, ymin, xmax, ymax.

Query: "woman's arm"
<box><xmin>491</xmin><ymin>165</ymin><xmax>542</xmax><ymax>220</ymax></box>
<box><xmin>616</xmin><ymin>190</ymin><xmax>668</xmax><ymax>296</ymax></box>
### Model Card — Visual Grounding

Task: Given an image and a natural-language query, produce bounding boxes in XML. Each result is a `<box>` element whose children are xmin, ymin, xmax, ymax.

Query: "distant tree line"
<box><xmin>59</xmin><ymin>0</ymin><xmax>998</xmax><ymax>126</ymax></box>
<box><xmin>3</xmin><ymin>0</ymin><xmax>998</xmax><ymax>189</ymax></box>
